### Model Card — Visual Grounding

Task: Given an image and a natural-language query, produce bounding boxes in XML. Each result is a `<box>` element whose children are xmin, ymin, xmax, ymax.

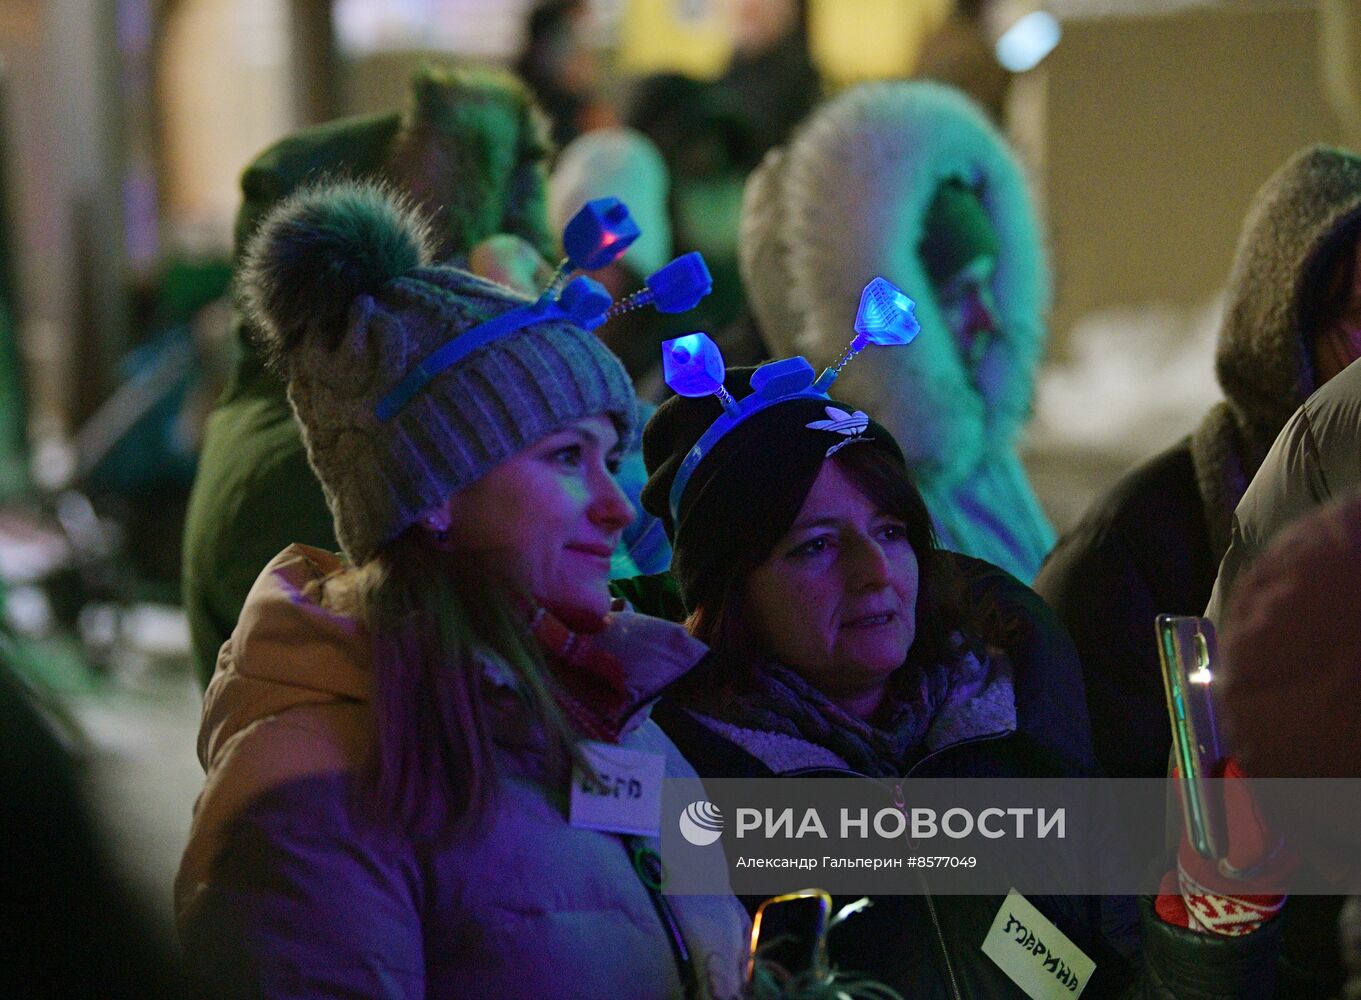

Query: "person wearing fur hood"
<box><xmin>740</xmin><ymin>81</ymin><xmax>1055</xmax><ymax>584</ymax></box>
<box><xmin>1036</xmin><ymin>145</ymin><xmax>1361</xmax><ymax>780</ymax></box>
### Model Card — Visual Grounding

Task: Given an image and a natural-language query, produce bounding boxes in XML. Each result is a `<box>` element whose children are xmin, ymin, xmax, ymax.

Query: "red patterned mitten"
<box><xmin>1155</xmin><ymin>758</ymin><xmax>1295</xmax><ymax>937</ymax></box>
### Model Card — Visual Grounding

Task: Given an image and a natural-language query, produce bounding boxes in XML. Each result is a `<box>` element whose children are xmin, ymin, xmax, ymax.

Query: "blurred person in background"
<box><xmin>625</xmin><ymin>73</ymin><xmax>762</xmax><ymax>365</ymax></box>
<box><xmin>914</xmin><ymin>0</ymin><xmax>1012</xmax><ymax>123</ymax></box>
<box><xmin>741</xmin><ymin>81</ymin><xmax>1056</xmax><ymax>583</ymax></box>
<box><xmin>175</xmin><ymin>182</ymin><xmax>748</xmax><ymax>998</ymax></box>
<box><xmin>1208</xmin><ymin>488</ymin><xmax>1361</xmax><ymax>996</ymax></box>
<box><xmin>1036</xmin><ymin>146</ymin><xmax>1361</xmax><ymax>780</ymax></box>
<box><xmin>85</xmin><ymin>256</ymin><xmax>233</xmax><ymax>588</ymax></box>
<box><xmin>716</xmin><ymin>0</ymin><xmax>822</xmax><ymax>161</ymax></box>
<box><xmin>182</xmin><ymin>66</ymin><xmax>557</xmax><ymax>687</ymax></box>
<box><xmin>514</xmin><ymin>0</ymin><xmax>613</xmax><ymax>149</ymax></box>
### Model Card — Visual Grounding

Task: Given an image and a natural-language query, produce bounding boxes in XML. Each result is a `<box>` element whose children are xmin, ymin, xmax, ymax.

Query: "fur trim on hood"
<box><xmin>740</xmin><ymin>81</ymin><xmax>1050</xmax><ymax>490</ymax></box>
<box><xmin>1191</xmin><ymin>145</ymin><xmax>1361</xmax><ymax>558</ymax></box>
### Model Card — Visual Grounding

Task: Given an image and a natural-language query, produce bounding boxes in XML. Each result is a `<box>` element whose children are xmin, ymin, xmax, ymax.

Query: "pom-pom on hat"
<box><xmin>640</xmin><ymin>368</ymin><xmax>904</xmax><ymax>612</ymax></box>
<box><xmin>241</xmin><ymin>180</ymin><xmax>637</xmax><ymax>564</ymax></box>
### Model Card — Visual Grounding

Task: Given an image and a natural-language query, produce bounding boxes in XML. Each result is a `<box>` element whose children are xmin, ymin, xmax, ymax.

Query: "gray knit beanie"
<box><xmin>240</xmin><ymin>180</ymin><xmax>637</xmax><ymax>564</ymax></box>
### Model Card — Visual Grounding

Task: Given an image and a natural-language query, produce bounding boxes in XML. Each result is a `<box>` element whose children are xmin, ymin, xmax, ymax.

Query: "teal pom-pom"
<box><xmin>240</xmin><ymin>180</ymin><xmax>433</xmax><ymax>364</ymax></box>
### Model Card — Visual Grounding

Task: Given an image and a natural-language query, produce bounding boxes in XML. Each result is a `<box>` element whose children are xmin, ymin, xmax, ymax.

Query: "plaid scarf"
<box><xmin>529</xmin><ymin>603</ymin><xmax>633</xmax><ymax>744</ymax></box>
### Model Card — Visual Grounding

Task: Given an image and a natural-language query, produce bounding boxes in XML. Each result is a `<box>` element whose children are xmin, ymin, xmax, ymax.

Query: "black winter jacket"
<box><xmin>659</xmin><ymin>699</ymin><xmax>1304</xmax><ymax>1000</ymax></box>
<box><xmin>1034</xmin><ymin>439</ymin><xmax>1216</xmax><ymax>781</ymax></box>
<box><xmin>622</xmin><ymin>557</ymin><xmax>1293</xmax><ymax>998</ymax></box>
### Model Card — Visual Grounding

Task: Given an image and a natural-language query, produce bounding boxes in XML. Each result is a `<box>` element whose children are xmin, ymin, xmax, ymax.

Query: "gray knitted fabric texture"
<box><xmin>243</xmin><ymin>181</ymin><xmax>637</xmax><ymax>564</ymax></box>
<box><xmin>291</xmin><ymin>267</ymin><xmax>636</xmax><ymax>563</ymax></box>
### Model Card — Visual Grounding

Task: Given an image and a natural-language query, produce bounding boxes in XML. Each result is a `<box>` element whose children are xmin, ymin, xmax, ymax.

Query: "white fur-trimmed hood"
<box><xmin>740</xmin><ymin>82</ymin><xmax>1051</xmax><ymax>490</ymax></box>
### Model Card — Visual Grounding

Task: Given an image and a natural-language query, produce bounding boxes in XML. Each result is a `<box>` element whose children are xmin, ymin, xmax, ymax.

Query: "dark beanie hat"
<box><xmin>918</xmin><ymin>179</ymin><xmax>1000</xmax><ymax>288</ymax></box>
<box><xmin>641</xmin><ymin>366</ymin><xmax>905</xmax><ymax>611</ymax></box>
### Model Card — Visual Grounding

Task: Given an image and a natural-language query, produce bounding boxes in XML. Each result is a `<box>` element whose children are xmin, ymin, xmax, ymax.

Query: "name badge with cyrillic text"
<box><xmin>981</xmin><ymin>889</ymin><xmax>1095</xmax><ymax>999</ymax></box>
<box><xmin>569</xmin><ymin>742</ymin><xmax>665</xmax><ymax>837</ymax></box>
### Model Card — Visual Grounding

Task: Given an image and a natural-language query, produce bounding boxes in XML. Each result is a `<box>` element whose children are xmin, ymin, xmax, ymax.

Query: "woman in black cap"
<box><xmin>639</xmin><ymin>357</ymin><xmax>1285</xmax><ymax>997</ymax></box>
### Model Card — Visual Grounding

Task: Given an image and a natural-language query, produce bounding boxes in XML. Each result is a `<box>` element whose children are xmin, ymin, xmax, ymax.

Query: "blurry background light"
<box><xmin>995</xmin><ymin>9</ymin><xmax>1061</xmax><ymax>72</ymax></box>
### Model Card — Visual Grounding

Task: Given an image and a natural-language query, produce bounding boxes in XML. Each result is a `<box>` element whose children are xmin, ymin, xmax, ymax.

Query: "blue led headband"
<box><xmin>375</xmin><ymin>276</ymin><xmax>611</xmax><ymax>422</ymax></box>
<box><xmin>664</xmin><ymin>276</ymin><xmax>921</xmax><ymax>521</ymax></box>
<box><xmin>375</xmin><ymin>197</ymin><xmax>712</xmax><ymax>422</ymax></box>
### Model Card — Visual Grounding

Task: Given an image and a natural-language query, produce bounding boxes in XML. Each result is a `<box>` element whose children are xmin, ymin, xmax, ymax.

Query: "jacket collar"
<box><xmin>480</xmin><ymin>607</ymin><xmax>708</xmax><ymax>743</ymax></box>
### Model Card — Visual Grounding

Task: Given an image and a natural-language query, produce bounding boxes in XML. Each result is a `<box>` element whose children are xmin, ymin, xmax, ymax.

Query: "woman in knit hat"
<box><xmin>183</xmin><ymin>64</ymin><xmax>561</xmax><ymax>689</ymax></box>
<box><xmin>173</xmin><ymin>181</ymin><xmax>747</xmax><ymax>999</ymax></box>
<box><xmin>640</xmin><ymin>353</ymin><xmax>1290</xmax><ymax>995</ymax></box>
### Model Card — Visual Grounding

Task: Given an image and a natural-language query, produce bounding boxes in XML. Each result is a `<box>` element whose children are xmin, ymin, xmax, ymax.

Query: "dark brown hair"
<box><xmin>682</xmin><ymin>445</ymin><xmax>1004</xmax><ymax>699</ymax></box>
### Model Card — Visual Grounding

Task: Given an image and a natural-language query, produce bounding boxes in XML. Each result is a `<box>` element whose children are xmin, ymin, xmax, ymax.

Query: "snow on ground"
<box><xmin>1023</xmin><ymin>295</ymin><xmax>1224</xmax><ymax>531</ymax></box>
<box><xmin>1031</xmin><ymin>294</ymin><xmax>1224</xmax><ymax>457</ymax></box>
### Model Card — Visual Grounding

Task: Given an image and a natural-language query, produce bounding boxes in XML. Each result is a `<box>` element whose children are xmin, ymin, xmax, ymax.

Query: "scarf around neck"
<box><xmin>528</xmin><ymin>602</ymin><xmax>632</xmax><ymax>744</ymax></box>
<box><xmin>695</xmin><ymin>639</ymin><xmax>1003</xmax><ymax>778</ymax></box>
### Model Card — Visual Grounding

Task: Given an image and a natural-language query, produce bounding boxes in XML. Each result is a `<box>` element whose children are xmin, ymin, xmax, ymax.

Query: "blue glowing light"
<box><xmin>995</xmin><ymin>11</ymin><xmax>1061</xmax><ymax>73</ymax></box>
<box><xmin>663</xmin><ymin>333</ymin><xmax>727</xmax><ymax>398</ymax></box>
<box><xmin>563</xmin><ymin>197</ymin><xmax>640</xmax><ymax>271</ymax></box>
<box><xmin>853</xmin><ymin>277</ymin><xmax>921</xmax><ymax>347</ymax></box>
<box><xmin>646</xmin><ymin>252</ymin><xmax>713</xmax><ymax>314</ymax></box>
<box><xmin>558</xmin><ymin>276</ymin><xmax>612</xmax><ymax>327</ymax></box>
<box><xmin>749</xmin><ymin>356</ymin><xmax>817</xmax><ymax>399</ymax></box>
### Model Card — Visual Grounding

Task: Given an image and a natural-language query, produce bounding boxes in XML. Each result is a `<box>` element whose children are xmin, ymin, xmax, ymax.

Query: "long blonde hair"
<box><xmin>355</xmin><ymin>532</ymin><xmax>581</xmax><ymax>839</ymax></box>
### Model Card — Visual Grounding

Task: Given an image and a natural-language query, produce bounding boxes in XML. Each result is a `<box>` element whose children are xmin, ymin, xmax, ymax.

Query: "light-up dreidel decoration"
<box><xmin>662</xmin><ymin>333</ymin><xmax>737</xmax><ymax>412</ymax></box>
<box><xmin>812</xmin><ymin>277</ymin><xmax>920</xmax><ymax>392</ymax></box>
<box><xmin>663</xmin><ymin>276</ymin><xmax>919</xmax><ymax>518</ymax></box>
<box><xmin>597</xmin><ymin>252</ymin><xmax>713</xmax><ymax>327</ymax></box>
<box><xmin>543</xmin><ymin>197</ymin><xmax>641</xmax><ymax>296</ymax></box>
<box><xmin>376</xmin><ymin>199</ymin><xmax>708</xmax><ymax>423</ymax></box>
<box><xmin>664</xmin><ymin>339</ymin><xmax>829</xmax><ymax>519</ymax></box>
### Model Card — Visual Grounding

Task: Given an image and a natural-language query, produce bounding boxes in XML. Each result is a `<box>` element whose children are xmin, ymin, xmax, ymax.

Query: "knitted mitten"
<box><xmin>1155</xmin><ymin>758</ymin><xmax>1295</xmax><ymax>936</ymax></box>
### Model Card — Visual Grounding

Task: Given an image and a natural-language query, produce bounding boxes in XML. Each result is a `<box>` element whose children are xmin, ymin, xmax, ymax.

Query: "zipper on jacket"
<box><xmin>893</xmin><ymin>778</ymin><xmax>963</xmax><ymax>1000</ymax></box>
<box><xmin>922</xmin><ymin>879</ymin><xmax>963</xmax><ymax>1000</ymax></box>
<box><xmin>624</xmin><ymin>835</ymin><xmax>703</xmax><ymax>999</ymax></box>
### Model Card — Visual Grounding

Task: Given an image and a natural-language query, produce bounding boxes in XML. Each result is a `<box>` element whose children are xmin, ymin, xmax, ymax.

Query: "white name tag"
<box><xmin>569</xmin><ymin>742</ymin><xmax>665</xmax><ymax>837</ymax></box>
<box><xmin>981</xmin><ymin>889</ymin><xmax>1095</xmax><ymax>999</ymax></box>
